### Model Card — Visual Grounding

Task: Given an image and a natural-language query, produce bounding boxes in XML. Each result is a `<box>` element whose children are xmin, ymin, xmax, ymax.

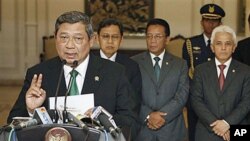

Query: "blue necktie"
<box><xmin>69</xmin><ymin>70</ymin><xmax>79</xmax><ymax>96</ymax></box>
<box><xmin>154</xmin><ymin>57</ymin><xmax>161</xmax><ymax>81</ymax></box>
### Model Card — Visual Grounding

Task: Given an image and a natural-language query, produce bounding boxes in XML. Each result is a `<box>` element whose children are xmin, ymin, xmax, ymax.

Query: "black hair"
<box><xmin>54</xmin><ymin>11</ymin><xmax>94</xmax><ymax>39</ymax></box>
<box><xmin>97</xmin><ymin>18</ymin><xmax>123</xmax><ymax>36</ymax></box>
<box><xmin>146</xmin><ymin>18</ymin><xmax>170</xmax><ymax>36</ymax></box>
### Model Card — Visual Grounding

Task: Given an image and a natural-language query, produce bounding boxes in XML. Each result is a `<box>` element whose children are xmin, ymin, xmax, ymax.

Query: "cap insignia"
<box><xmin>209</xmin><ymin>5</ymin><xmax>215</xmax><ymax>13</ymax></box>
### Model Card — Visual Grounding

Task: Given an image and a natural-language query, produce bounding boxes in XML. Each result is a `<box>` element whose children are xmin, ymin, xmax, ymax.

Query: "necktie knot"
<box><xmin>154</xmin><ymin>57</ymin><xmax>160</xmax><ymax>63</ymax></box>
<box><xmin>70</xmin><ymin>69</ymin><xmax>78</xmax><ymax>77</ymax></box>
<box><xmin>218</xmin><ymin>64</ymin><xmax>226</xmax><ymax>71</ymax></box>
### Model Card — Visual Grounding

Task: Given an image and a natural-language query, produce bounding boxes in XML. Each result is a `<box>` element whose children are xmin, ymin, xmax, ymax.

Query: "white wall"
<box><xmin>0</xmin><ymin>0</ymin><xmax>249</xmax><ymax>81</ymax></box>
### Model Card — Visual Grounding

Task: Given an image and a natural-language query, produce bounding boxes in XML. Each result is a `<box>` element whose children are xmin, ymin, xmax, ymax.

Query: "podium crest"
<box><xmin>45</xmin><ymin>127</ymin><xmax>71</xmax><ymax>141</ymax></box>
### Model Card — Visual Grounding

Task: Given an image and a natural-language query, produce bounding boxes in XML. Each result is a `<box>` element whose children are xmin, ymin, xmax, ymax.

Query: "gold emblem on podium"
<box><xmin>45</xmin><ymin>127</ymin><xmax>72</xmax><ymax>141</ymax></box>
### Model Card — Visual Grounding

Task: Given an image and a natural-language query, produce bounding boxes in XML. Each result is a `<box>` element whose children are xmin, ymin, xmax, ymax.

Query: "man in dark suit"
<box><xmin>182</xmin><ymin>3</ymin><xmax>225</xmax><ymax>141</ymax></box>
<box><xmin>233</xmin><ymin>13</ymin><xmax>250</xmax><ymax>66</ymax></box>
<box><xmin>94</xmin><ymin>18</ymin><xmax>142</xmax><ymax>115</ymax></box>
<box><xmin>7</xmin><ymin>11</ymin><xmax>136</xmax><ymax>132</ymax></box>
<box><xmin>191</xmin><ymin>25</ymin><xmax>250</xmax><ymax>141</ymax></box>
<box><xmin>132</xmin><ymin>18</ymin><xmax>189</xmax><ymax>141</ymax></box>
<box><xmin>94</xmin><ymin>18</ymin><xmax>142</xmax><ymax>140</ymax></box>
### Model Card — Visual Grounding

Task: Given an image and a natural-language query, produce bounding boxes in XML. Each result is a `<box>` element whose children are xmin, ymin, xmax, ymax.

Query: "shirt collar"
<box><xmin>64</xmin><ymin>55</ymin><xmax>89</xmax><ymax>78</ymax></box>
<box><xmin>215</xmin><ymin>57</ymin><xmax>232</xmax><ymax>67</ymax></box>
<box><xmin>150</xmin><ymin>51</ymin><xmax>165</xmax><ymax>61</ymax></box>
<box><xmin>203</xmin><ymin>33</ymin><xmax>210</xmax><ymax>46</ymax></box>
<box><xmin>100</xmin><ymin>50</ymin><xmax>117</xmax><ymax>62</ymax></box>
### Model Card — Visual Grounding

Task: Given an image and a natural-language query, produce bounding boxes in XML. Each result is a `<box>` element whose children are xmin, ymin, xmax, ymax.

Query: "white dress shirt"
<box><xmin>215</xmin><ymin>57</ymin><xmax>232</xmax><ymax>78</ymax></box>
<box><xmin>100</xmin><ymin>50</ymin><xmax>117</xmax><ymax>62</ymax></box>
<box><xmin>64</xmin><ymin>55</ymin><xmax>89</xmax><ymax>94</ymax></box>
<box><xmin>150</xmin><ymin>51</ymin><xmax>165</xmax><ymax>68</ymax></box>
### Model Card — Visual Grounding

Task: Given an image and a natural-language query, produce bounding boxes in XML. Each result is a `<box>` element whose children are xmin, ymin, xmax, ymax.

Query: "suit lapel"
<box><xmin>46</xmin><ymin>57</ymin><xmax>67</xmax><ymax>97</ymax></box>
<box><xmin>222</xmin><ymin>60</ymin><xmax>238</xmax><ymax>92</ymax></box>
<box><xmin>158</xmin><ymin>52</ymin><xmax>172</xmax><ymax>86</ymax></box>
<box><xmin>81</xmin><ymin>54</ymin><xmax>102</xmax><ymax>94</ymax></box>
<box><xmin>115</xmin><ymin>53</ymin><xmax>122</xmax><ymax>63</ymax></box>
<box><xmin>207</xmin><ymin>61</ymin><xmax>221</xmax><ymax>94</ymax></box>
<box><xmin>139</xmin><ymin>52</ymin><xmax>158</xmax><ymax>84</ymax></box>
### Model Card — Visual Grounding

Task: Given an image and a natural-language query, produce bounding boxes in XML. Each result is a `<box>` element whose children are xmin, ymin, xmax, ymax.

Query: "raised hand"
<box><xmin>26</xmin><ymin>74</ymin><xmax>46</xmax><ymax>114</ymax></box>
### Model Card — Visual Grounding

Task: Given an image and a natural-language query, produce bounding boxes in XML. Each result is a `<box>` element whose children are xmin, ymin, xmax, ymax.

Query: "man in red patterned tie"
<box><xmin>190</xmin><ymin>25</ymin><xmax>250</xmax><ymax>141</ymax></box>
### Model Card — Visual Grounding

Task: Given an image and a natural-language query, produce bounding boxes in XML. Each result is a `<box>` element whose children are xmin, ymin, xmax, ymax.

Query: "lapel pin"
<box><xmin>94</xmin><ymin>76</ymin><xmax>99</xmax><ymax>81</ymax></box>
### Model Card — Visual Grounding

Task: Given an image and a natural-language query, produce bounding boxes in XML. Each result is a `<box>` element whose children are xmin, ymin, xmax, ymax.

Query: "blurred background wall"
<box><xmin>0</xmin><ymin>0</ymin><xmax>249</xmax><ymax>82</ymax></box>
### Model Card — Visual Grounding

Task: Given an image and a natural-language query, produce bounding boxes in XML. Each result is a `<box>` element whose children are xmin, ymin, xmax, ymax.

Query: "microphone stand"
<box><xmin>63</xmin><ymin>60</ymin><xmax>78</xmax><ymax>123</ymax></box>
<box><xmin>52</xmin><ymin>59</ymin><xmax>66</xmax><ymax>123</ymax></box>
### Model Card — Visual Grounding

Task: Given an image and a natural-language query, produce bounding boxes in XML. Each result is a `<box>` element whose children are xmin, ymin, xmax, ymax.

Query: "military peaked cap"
<box><xmin>200</xmin><ymin>3</ymin><xmax>225</xmax><ymax>19</ymax></box>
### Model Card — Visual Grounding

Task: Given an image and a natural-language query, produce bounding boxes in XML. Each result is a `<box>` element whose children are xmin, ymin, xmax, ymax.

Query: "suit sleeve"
<box><xmin>112</xmin><ymin>68</ymin><xmax>137</xmax><ymax>127</ymax></box>
<box><xmin>111</xmin><ymin>68</ymin><xmax>140</xmax><ymax>140</ymax></box>
<box><xmin>129</xmin><ymin>64</ymin><xmax>142</xmax><ymax>115</ymax></box>
<box><xmin>190</xmin><ymin>67</ymin><xmax>217</xmax><ymax>131</ymax></box>
<box><xmin>159</xmin><ymin>60</ymin><xmax>189</xmax><ymax>123</ymax></box>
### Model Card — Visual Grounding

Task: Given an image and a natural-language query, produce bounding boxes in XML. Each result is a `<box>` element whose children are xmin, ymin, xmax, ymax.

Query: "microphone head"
<box><xmin>33</xmin><ymin>107</ymin><xmax>53</xmax><ymax>124</ymax></box>
<box><xmin>72</xmin><ymin>60</ymin><xmax>78</xmax><ymax>68</ymax></box>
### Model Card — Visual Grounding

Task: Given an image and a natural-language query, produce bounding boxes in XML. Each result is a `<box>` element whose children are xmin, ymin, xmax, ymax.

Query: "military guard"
<box><xmin>182</xmin><ymin>3</ymin><xmax>225</xmax><ymax>141</ymax></box>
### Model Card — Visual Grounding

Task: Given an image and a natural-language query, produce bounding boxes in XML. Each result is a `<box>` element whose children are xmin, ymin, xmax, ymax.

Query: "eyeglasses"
<box><xmin>146</xmin><ymin>34</ymin><xmax>166</xmax><ymax>40</ymax></box>
<box><xmin>100</xmin><ymin>34</ymin><xmax>121</xmax><ymax>41</ymax></box>
<box><xmin>58</xmin><ymin>35</ymin><xmax>84</xmax><ymax>44</ymax></box>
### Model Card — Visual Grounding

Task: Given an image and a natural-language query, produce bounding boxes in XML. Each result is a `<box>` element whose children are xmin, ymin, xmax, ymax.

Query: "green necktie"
<box><xmin>154</xmin><ymin>57</ymin><xmax>161</xmax><ymax>81</ymax></box>
<box><xmin>69</xmin><ymin>70</ymin><xmax>79</xmax><ymax>96</ymax></box>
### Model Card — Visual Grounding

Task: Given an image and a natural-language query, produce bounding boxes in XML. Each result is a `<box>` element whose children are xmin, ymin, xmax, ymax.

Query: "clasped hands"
<box><xmin>146</xmin><ymin>111</ymin><xmax>167</xmax><ymax>130</ymax></box>
<box><xmin>210</xmin><ymin>120</ymin><xmax>230</xmax><ymax>141</ymax></box>
<box><xmin>26</xmin><ymin>74</ymin><xmax>46</xmax><ymax>114</ymax></box>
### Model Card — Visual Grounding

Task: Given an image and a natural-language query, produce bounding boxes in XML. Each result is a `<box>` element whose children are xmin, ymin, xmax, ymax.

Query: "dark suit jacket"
<box><xmin>7</xmin><ymin>54</ymin><xmax>136</xmax><ymax>129</ymax></box>
<box><xmin>92</xmin><ymin>51</ymin><xmax>142</xmax><ymax>114</ymax></box>
<box><xmin>233</xmin><ymin>37</ymin><xmax>250</xmax><ymax>66</ymax></box>
<box><xmin>190</xmin><ymin>59</ymin><xmax>250</xmax><ymax>141</ymax></box>
<box><xmin>132</xmin><ymin>51</ymin><xmax>189</xmax><ymax>141</ymax></box>
<box><xmin>182</xmin><ymin>34</ymin><xmax>214</xmax><ymax>68</ymax></box>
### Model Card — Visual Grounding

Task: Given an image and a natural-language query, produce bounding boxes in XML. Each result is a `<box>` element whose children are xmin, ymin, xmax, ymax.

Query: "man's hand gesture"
<box><xmin>26</xmin><ymin>74</ymin><xmax>46</xmax><ymax>113</ymax></box>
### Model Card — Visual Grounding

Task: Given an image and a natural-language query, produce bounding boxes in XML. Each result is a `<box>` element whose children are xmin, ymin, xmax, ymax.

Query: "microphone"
<box><xmin>63</xmin><ymin>60</ymin><xmax>78</xmax><ymax>123</ymax></box>
<box><xmin>91</xmin><ymin>106</ymin><xmax>120</xmax><ymax>138</ymax></box>
<box><xmin>14</xmin><ymin>107</ymin><xmax>52</xmax><ymax>130</ymax></box>
<box><xmin>14</xmin><ymin>119</ymin><xmax>38</xmax><ymax>130</ymax></box>
<box><xmin>67</xmin><ymin>112</ymin><xmax>88</xmax><ymax>131</ymax></box>
<box><xmin>52</xmin><ymin>59</ymin><xmax>66</xmax><ymax>123</ymax></box>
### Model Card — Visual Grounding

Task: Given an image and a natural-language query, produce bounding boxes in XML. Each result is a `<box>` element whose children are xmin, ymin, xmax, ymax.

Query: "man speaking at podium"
<box><xmin>7</xmin><ymin>11</ymin><xmax>137</xmax><ymax>138</ymax></box>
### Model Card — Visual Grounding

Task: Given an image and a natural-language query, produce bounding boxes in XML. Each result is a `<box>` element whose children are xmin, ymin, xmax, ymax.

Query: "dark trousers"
<box><xmin>187</xmin><ymin>98</ymin><xmax>197</xmax><ymax>141</ymax></box>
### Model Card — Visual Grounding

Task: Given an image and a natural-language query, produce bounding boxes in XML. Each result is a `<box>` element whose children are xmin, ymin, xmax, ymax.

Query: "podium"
<box><xmin>16</xmin><ymin>124</ymin><xmax>99</xmax><ymax>141</ymax></box>
<box><xmin>0</xmin><ymin>124</ymin><xmax>126</xmax><ymax>141</ymax></box>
